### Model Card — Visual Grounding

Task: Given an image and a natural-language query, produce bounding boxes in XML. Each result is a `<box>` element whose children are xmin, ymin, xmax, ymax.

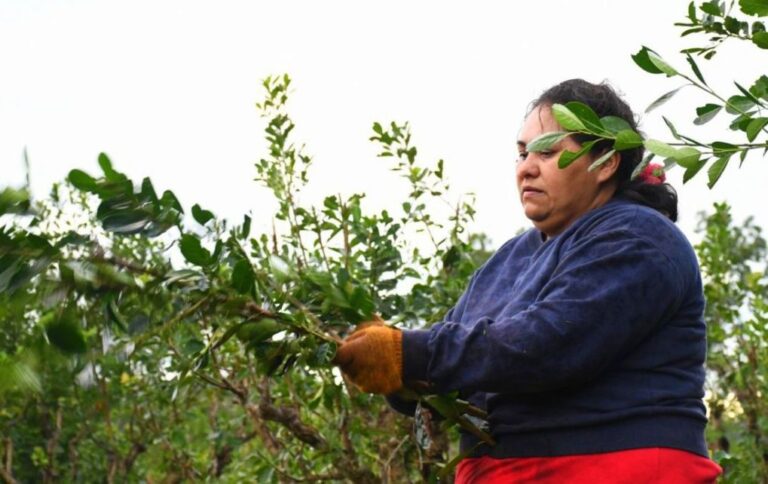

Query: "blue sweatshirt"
<box><xmin>401</xmin><ymin>198</ymin><xmax>709</xmax><ymax>458</ymax></box>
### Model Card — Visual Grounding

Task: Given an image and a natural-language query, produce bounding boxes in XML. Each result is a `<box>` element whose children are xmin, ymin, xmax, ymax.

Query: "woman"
<box><xmin>334</xmin><ymin>79</ymin><xmax>722</xmax><ymax>482</ymax></box>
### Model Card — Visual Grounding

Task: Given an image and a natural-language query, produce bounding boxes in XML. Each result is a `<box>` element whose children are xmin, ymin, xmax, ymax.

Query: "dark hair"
<box><xmin>530</xmin><ymin>79</ymin><xmax>678</xmax><ymax>222</ymax></box>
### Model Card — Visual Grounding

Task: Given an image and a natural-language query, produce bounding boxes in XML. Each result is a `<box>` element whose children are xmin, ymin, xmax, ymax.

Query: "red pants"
<box><xmin>455</xmin><ymin>448</ymin><xmax>722</xmax><ymax>483</ymax></box>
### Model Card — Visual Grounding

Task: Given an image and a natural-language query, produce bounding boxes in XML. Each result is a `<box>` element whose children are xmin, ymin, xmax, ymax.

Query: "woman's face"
<box><xmin>516</xmin><ymin>105</ymin><xmax>618</xmax><ymax>238</ymax></box>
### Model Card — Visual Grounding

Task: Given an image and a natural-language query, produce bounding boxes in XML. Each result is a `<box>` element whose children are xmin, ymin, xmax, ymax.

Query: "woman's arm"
<box><xmin>402</xmin><ymin>228</ymin><xmax>692</xmax><ymax>395</ymax></box>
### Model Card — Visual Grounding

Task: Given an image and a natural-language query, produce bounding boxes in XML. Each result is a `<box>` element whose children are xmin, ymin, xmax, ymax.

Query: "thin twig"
<box><xmin>134</xmin><ymin>295</ymin><xmax>212</xmax><ymax>347</ymax></box>
<box><xmin>339</xmin><ymin>195</ymin><xmax>352</xmax><ymax>273</ymax></box>
<box><xmin>312</xmin><ymin>208</ymin><xmax>332</xmax><ymax>273</ymax></box>
<box><xmin>283</xmin><ymin>294</ymin><xmax>341</xmax><ymax>344</ymax></box>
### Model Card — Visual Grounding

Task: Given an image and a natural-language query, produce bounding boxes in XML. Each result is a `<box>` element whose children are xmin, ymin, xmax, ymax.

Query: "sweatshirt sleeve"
<box><xmin>401</xmin><ymin>228</ymin><xmax>689</xmax><ymax>395</ymax></box>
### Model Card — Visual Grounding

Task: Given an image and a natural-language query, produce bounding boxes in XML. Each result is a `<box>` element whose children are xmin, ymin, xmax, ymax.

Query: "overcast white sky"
<box><xmin>2</xmin><ymin>0</ymin><xmax>766</xmax><ymax>247</ymax></box>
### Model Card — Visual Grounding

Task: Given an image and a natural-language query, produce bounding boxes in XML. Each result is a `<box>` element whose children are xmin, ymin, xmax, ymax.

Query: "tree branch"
<box><xmin>1</xmin><ymin>439</ymin><xmax>15</xmax><ymax>484</ymax></box>
<box><xmin>255</xmin><ymin>400</ymin><xmax>326</xmax><ymax>450</ymax></box>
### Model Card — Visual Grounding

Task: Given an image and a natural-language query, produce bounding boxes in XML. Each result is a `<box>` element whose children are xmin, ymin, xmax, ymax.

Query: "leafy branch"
<box><xmin>526</xmin><ymin>16</ymin><xmax>768</xmax><ymax>189</ymax></box>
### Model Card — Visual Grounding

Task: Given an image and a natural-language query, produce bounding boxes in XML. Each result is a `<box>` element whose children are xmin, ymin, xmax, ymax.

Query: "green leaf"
<box><xmin>701</xmin><ymin>1</ymin><xmax>722</xmax><ymax>16</ymax></box>
<box><xmin>645</xmin><ymin>141</ymin><xmax>701</xmax><ymax>168</ymax></box>
<box><xmin>724</xmin><ymin>16</ymin><xmax>742</xmax><ymax>33</ymax></box>
<box><xmin>160</xmin><ymin>190</ymin><xmax>184</xmax><ymax>214</ymax></box>
<box><xmin>526</xmin><ymin>131</ymin><xmax>570</xmax><ymax>152</ymax></box>
<box><xmin>551</xmin><ymin>104</ymin><xmax>586</xmax><ymax>131</ymax></box>
<box><xmin>734</xmin><ymin>82</ymin><xmax>764</xmax><ymax>107</ymax></box>
<box><xmin>180</xmin><ymin>234</ymin><xmax>212</xmax><ymax>266</ymax></box>
<box><xmin>240</xmin><ymin>319</ymin><xmax>284</xmax><ymax>344</ymax></box>
<box><xmin>60</xmin><ymin>261</ymin><xmax>95</xmax><ymax>288</ymax></box>
<box><xmin>740</xmin><ymin>0</ymin><xmax>768</xmax><ymax>16</ymax></box>
<box><xmin>0</xmin><ymin>357</ymin><xmax>42</xmax><ymax>394</ymax></box>
<box><xmin>644</xmin><ymin>139</ymin><xmax>679</xmax><ymax>159</ymax></box>
<box><xmin>645</xmin><ymin>87</ymin><xmax>684</xmax><ymax>113</ymax></box>
<box><xmin>68</xmin><ymin>169</ymin><xmax>98</xmax><ymax>192</ymax></box>
<box><xmin>97</xmin><ymin>153</ymin><xmax>126</xmax><ymax>183</ymax></box>
<box><xmin>557</xmin><ymin>140</ymin><xmax>596</xmax><ymax>169</ymax></box>
<box><xmin>751</xmin><ymin>75</ymin><xmax>768</xmax><ymax>100</ymax></box>
<box><xmin>614</xmin><ymin>130</ymin><xmax>644</xmax><ymax>151</ymax></box>
<box><xmin>600</xmin><ymin>116</ymin><xmax>632</xmax><ymax>134</ymax></box>
<box><xmin>632</xmin><ymin>46</ymin><xmax>664</xmax><ymax>74</ymax></box>
<box><xmin>746</xmin><ymin>117</ymin><xmax>768</xmax><ymax>141</ymax></box>
<box><xmin>674</xmin><ymin>147</ymin><xmax>702</xmax><ymax>168</ymax></box>
<box><xmin>231</xmin><ymin>259</ymin><xmax>255</xmax><ymax>294</ymax></box>
<box><xmin>725</xmin><ymin>95</ymin><xmax>756</xmax><ymax>114</ymax></box>
<box><xmin>681</xmin><ymin>27</ymin><xmax>706</xmax><ymax>37</ymax></box>
<box><xmin>139</xmin><ymin>177</ymin><xmax>158</xmax><ymax>203</ymax></box>
<box><xmin>269</xmin><ymin>255</ymin><xmax>294</xmax><ymax>281</ymax></box>
<box><xmin>686</xmin><ymin>55</ymin><xmax>707</xmax><ymax>86</ymax></box>
<box><xmin>9</xmin><ymin>361</ymin><xmax>42</xmax><ymax>393</ymax></box>
<box><xmin>631</xmin><ymin>153</ymin><xmax>653</xmax><ymax>180</ymax></box>
<box><xmin>707</xmin><ymin>155</ymin><xmax>732</xmax><ymax>188</ymax></box>
<box><xmin>683</xmin><ymin>157</ymin><xmax>708</xmax><ymax>183</ymax></box>
<box><xmin>0</xmin><ymin>187</ymin><xmax>31</xmax><ymax>215</ymax></box>
<box><xmin>207</xmin><ymin>241</ymin><xmax>222</xmax><ymax>267</ymax></box>
<box><xmin>712</xmin><ymin>141</ymin><xmax>740</xmax><ymax>155</ymax></box>
<box><xmin>647</xmin><ymin>50</ymin><xmax>678</xmax><ymax>77</ymax></box>
<box><xmin>105</xmin><ymin>297</ymin><xmax>128</xmax><ymax>332</ymax></box>
<box><xmin>100</xmin><ymin>211</ymin><xmax>150</xmax><ymax>234</ymax></box>
<box><xmin>95</xmin><ymin>263</ymin><xmax>136</xmax><ymax>289</ymax></box>
<box><xmin>239</xmin><ymin>214</ymin><xmax>252</xmax><ymax>240</ymax></box>
<box><xmin>191</xmin><ymin>204</ymin><xmax>215</xmax><ymax>226</ymax></box>
<box><xmin>729</xmin><ymin>113</ymin><xmax>753</xmax><ymax>132</ymax></box>
<box><xmin>663</xmin><ymin>117</ymin><xmax>681</xmax><ymax>140</ymax></box>
<box><xmin>588</xmin><ymin>150</ymin><xmax>616</xmax><ymax>172</ymax></box>
<box><xmin>183</xmin><ymin>338</ymin><xmax>206</xmax><ymax>356</ymax></box>
<box><xmin>694</xmin><ymin>104</ymin><xmax>722</xmax><ymax>125</ymax></box>
<box><xmin>565</xmin><ymin>101</ymin><xmax>605</xmax><ymax>134</ymax></box>
<box><xmin>752</xmin><ymin>31</ymin><xmax>768</xmax><ymax>48</ymax></box>
<box><xmin>45</xmin><ymin>314</ymin><xmax>87</xmax><ymax>354</ymax></box>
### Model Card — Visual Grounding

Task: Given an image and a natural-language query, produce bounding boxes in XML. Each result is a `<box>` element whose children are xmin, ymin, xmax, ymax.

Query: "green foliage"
<box><xmin>3</xmin><ymin>3</ymin><xmax>768</xmax><ymax>481</ymax></box>
<box><xmin>0</xmin><ymin>187</ymin><xmax>32</xmax><ymax>216</ymax></box>
<box><xmin>0</xmin><ymin>75</ymin><xmax>491</xmax><ymax>482</ymax></box>
<box><xmin>526</xmin><ymin>2</ymin><xmax>768</xmax><ymax>188</ymax></box>
<box><xmin>696</xmin><ymin>203</ymin><xmax>768</xmax><ymax>482</ymax></box>
<box><xmin>68</xmin><ymin>153</ymin><xmax>184</xmax><ymax>237</ymax></box>
<box><xmin>42</xmin><ymin>311</ymin><xmax>87</xmax><ymax>354</ymax></box>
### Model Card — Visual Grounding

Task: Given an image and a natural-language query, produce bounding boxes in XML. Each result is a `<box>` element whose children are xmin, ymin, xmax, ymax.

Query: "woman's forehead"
<box><xmin>518</xmin><ymin>105</ymin><xmax>560</xmax><ymax>143</ymax></box>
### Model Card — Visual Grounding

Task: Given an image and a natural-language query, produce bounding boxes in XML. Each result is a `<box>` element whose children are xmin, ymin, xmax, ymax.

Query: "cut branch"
<box><xmin>255</xmin><ymin>400</ymin><xmax>326</xmax><ymax>449</ymax></box>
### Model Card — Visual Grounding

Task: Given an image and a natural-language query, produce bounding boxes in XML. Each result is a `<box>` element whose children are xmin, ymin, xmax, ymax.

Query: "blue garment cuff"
<box><xmin>402</xmin><ymin>329</ymin><xmax>431</xmax><ymax>383</ymax></box>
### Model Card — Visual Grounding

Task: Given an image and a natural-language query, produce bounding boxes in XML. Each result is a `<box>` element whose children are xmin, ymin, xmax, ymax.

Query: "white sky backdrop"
<box><xmin>2</xmin><ymin>0</ymin><xmax>766</xmax><ymax>248</ymax></box>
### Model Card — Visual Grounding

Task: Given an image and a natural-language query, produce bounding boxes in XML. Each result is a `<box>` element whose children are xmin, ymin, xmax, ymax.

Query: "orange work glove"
<box><xmin>333</xmin><ymin>322</ymin><xmax>403</xmax><ymax>395</ymax></box>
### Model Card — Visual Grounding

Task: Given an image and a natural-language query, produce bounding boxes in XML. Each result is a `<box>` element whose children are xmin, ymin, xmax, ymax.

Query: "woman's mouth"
<box><xmin>522</xmin><ymin>187</ymin><xmax>544</xmax><ymax>199</ymax></box>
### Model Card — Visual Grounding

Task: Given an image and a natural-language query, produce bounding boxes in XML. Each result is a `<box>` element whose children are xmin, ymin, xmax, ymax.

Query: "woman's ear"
<box><xmin>595</xmin><ymin>151</ymin><xmax>621</xmax><ymax>183</ymax></box>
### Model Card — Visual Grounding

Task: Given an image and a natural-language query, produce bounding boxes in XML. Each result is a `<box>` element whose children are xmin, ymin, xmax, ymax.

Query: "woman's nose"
<box><xmin>516</xmin><ymin>153</ymin><xmax>540</xmax><ymax>181</ymax></box>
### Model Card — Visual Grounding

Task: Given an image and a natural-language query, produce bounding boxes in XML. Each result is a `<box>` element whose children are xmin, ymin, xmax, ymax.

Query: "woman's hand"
<box><xmin>333</xmin><ymin>319</ymin><xmax>403</xmax><ymax>394</ymax></box>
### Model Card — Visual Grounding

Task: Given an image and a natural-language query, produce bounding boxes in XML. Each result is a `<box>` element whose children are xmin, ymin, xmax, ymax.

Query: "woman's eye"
<box><xmin>518</xmin><ymin>150</ymin><xmax>557</xmax><ymax>162</ymax></box>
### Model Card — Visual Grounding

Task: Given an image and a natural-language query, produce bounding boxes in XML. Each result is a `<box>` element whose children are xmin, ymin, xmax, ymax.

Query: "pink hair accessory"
<box><xmin>639</xmin><ymin>163</ymin><xmax>666</xmax><ymax>185</ymax></box>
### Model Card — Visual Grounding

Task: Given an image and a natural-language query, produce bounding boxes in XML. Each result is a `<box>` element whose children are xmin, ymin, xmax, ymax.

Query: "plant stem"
<box><xmin>133</xmin><ymin>295</ymin><xmax>212</xmax><ymax>348</ymax></box>
<box><xmin>680</xmin><ymin>73</ymin><xmax>768</xmax><ymax>139</ymax></box>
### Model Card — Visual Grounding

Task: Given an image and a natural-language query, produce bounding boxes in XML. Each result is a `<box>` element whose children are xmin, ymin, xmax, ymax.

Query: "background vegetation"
<box><xmin>2</xmin><ymin>1</ymin><xmax>767</xmax><ymax>482</ymax></box>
